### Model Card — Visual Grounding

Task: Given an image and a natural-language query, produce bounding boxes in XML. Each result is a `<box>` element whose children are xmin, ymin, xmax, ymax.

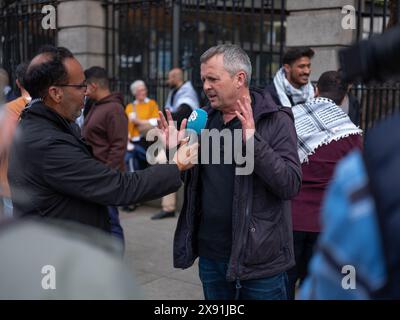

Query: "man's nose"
<box><xmin>203</xmin><ymin>80</ymin><xmax>211</xmax><ymax>91</ymax></box>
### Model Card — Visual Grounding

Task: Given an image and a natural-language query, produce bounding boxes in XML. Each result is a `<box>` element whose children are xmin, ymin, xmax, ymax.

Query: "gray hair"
<box><xmin>200</xmin><ymin>44</ymin><xmax>252</xmax><ymax>87</ymax></box>
<box><xmin>130</xmin><ymin>80</ymin><xmax>146</xmax><ymax>96</ymax></box>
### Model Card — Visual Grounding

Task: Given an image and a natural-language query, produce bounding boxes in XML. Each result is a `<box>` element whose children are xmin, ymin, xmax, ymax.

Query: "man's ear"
<box><xmin>48</xmin><ymin>86</ymin><xmax>63</xmax><ymax>103</ymax></box>
<box><xmin>314</xmin><ymin>86</ymin><xmax>319</xmax><ymax>98</ymax></box>
<box><xmin>236</xmin><ymin>71</ymin><xmax>246</xmax><ymax>88</ymax></box>
<box><xmin>283</xmin><ymin>63</ymin><xmax>291</xmax><ymax>75</ymax></box>
<box><xmin>89</xmin><ymin>82</ymin><xmax>97</xmax><ymax>93</ymax></box>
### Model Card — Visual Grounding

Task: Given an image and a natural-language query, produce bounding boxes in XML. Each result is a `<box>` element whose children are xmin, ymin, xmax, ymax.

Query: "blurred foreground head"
<box><xmin>339</xmin><ymin>25</ymin><xmax>400</xmax><ymax>83</ymax></box>
<box><xmin>0</xmin><ymin>219</ymin><xmax>141</xmax><ymax>299</ymax></box>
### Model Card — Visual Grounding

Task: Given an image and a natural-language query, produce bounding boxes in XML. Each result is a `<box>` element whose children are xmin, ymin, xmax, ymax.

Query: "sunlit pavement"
<box><xmin>120</xmin><ymin>205</ymin><xmax>203</xmax><ymax>300</ymax></box>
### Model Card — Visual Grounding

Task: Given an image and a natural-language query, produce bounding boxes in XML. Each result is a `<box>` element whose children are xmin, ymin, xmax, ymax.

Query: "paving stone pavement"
<box><xmin>120</xmin><ymin>205</ymin><xmax>203</xmax><ymax>300</ymax></box>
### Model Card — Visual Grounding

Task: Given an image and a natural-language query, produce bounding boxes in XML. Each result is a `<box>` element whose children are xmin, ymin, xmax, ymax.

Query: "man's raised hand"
<box><xmin>157</xmin><ymin>109</ymin><xmax>187</xmax><ymax>149</ymax></box>
<box><xmin>173</xmin><ymin>138</ymin><xmax>199</xmax><ymax>171</ymax></box>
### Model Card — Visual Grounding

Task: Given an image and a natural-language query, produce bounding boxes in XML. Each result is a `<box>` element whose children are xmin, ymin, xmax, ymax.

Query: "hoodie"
<box><xmin>82</xmin><ymin>92</ymin><xmax>128</xmax><ymax>172</ymax></box>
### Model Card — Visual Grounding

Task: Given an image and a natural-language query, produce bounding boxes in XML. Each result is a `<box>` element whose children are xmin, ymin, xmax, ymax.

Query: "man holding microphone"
<box><xmin>7</xmin><ymin>46</ymin><xmax>198</xmax><ymax>235</ymax></box>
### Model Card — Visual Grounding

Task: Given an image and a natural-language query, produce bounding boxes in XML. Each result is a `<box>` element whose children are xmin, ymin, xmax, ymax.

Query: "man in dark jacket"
<box><xmin>7</xmin><ymin>46</ymin><xmax>198</xmax><ymax>234</ymax></box>
<box><xmin>82</xmin><ymin>66</ymin><xmax>128</xmax><ymax>247</ymax></box>
<box><xmin>174</xmin><ymin>44</ymin><xmax>302</xmax><ymax>300</ymax></box>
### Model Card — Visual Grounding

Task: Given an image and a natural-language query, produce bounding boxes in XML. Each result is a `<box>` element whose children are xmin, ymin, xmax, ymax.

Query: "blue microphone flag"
<box><xmin>186</xmin><ymin>109</ymin><xmax>208</xmax><ymax>134</ymax></box>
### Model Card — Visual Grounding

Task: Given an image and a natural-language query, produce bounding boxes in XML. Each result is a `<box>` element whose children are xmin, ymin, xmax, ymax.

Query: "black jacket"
<box><xmin>364</xmin><ymin>113</ymin><xmax>400</xmax><ymax>299</ymax></box>
<box><xmin>264</xmin><ymin>83</ymin><xmax>298</xmax><ymax>107</ymax></box>
<box><xmin>8</xmin><ymin>101</ymin><xmax>181</xmax><ymax>232</ymax></box>
<box><xmin>173</xmin><ymin>88</ymin><xmax>302</xmax><ymax>281</ymax></box>
<box><xmin>348</xmin><ymin>93</ymin><xmax>361</xmax><ymax>126</ymax></box>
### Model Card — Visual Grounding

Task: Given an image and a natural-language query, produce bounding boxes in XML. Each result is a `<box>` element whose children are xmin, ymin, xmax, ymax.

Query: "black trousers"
<box><xmin>287</xmin><ymin>230</ymin><xmax>320</xmax><ymax>300</ymax></box>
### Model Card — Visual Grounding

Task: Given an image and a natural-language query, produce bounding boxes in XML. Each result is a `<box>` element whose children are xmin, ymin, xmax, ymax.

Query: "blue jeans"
<box><xmin>108</xmin><ymin>206</ymin><xmax>125</xmax><ymax>256</ymax></box>
<box><xmin>2</xmin><ymin>197</ymin><xmax>13</xmax><ymax>218</ymax></box>
<box><xmin>125</xmin><ymin>143</ymin><xmax>147</xmax><ymax>172</ymax></box>
<box><xmin>287</xmin><ymin>231</ymin><xmax>319</xmax><ymax>300</ymax></box>
<box><xmin>198</xmin><ymin>257</ymin><xmax>288</xmax><ymax>300</ymax></box>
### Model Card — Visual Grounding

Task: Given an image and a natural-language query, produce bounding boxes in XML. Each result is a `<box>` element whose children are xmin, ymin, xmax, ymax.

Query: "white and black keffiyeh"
<box><xmin>293</xmin><ymin>97</ymin><xmax>362</xmax><ymax>163</ymax></box>
<box><xmin>273</xmin><ymin>67</ymin><xmax>315</xmax><ymax>107</ymax></box>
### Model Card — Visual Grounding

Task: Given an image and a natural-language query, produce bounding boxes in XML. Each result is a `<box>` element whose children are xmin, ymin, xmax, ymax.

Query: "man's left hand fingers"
<box><xmin>166</xmin><ymin>110</ymin><xmax>175</xmax><ymax>126</ymax></box>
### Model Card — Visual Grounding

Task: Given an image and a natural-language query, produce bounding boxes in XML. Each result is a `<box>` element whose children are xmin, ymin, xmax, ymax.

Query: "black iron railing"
<box><xmin>0</xmin><ymin>0</ymin><xmax>58</xmax><ymax>89</ymax></box>
<box><xmin>1</xmin><ymin>0</ymin><xmax>397</xmax><ymax>131</ymax></box>
<box><xmin>352</xmin><ymin>0</ymin><xmax>399</xmax><ymax>130</ymax></box>
<box><xmin>105</xmin><ymin>0</ymin><xmax>287</xmax><ymax>107</ymax></box>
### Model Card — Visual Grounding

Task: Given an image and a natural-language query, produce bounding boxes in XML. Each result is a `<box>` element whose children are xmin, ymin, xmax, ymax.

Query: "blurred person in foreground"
<box><xmin>0</xmin><ymin>218</ymin><xmax>141</xmax><ymax>299</ymax></box>
<box><xmin>0</xmin><ymin>62</ymin><xmax>31</xmax><ymax>219</ymax></box>
<box><xmin>299</xmin><ymin>25</ymin><xmax>400</xmax><ymax>300</ymax></box>
<box><xmin>300</xmin><ymin>115</ymin><xmax>399</xmax><ymax>299</ymax></box>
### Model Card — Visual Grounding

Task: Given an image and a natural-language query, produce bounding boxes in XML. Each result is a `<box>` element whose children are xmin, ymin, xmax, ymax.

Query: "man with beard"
<box><xmin>165</xmin><ymin>68</ymin><xmax>199</xmax><ymax>127</ymax></box>
<box><xmin>151</xmin><ymin>68</ymin><xmax>200</xmax><ymax>220</ymax></box>
<box><xmin>7</xmin><ymin>46</ymin><xmax>198</xmax><ymax>235</ymax></box>
<box><xmin>265</xmin><ymin>47</ymin><xmax>315</xmax><ymax>107</ymax></box>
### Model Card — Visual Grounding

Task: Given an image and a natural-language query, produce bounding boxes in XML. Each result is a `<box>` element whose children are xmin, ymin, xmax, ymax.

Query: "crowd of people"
<box><xmin>1</xmin><ymin>42</ymin><xmax>397</xmax><ymax>300</ymax></box>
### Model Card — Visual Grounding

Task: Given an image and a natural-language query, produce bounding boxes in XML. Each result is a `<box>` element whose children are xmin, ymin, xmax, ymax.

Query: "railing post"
<box><xmin>172</xmin><ymin>0</ymin><xmax>181</xmax><ymax>68</ymax></box>
<box><xmin>397</xmin><ymin>0</ymin><xmax>400</xmax><ymax>25</ymax></box>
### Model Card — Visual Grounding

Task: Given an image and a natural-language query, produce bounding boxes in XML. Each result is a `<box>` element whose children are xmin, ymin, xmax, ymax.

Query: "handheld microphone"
<box><xmin>187</xmin><ymin>109</ymin><xmax>208</xmax><ymax>134</ymax></box>
<box><xmin>186</xmin><ymin>109</ymin><xmax>208</xmax><ymax>145</ymax></box>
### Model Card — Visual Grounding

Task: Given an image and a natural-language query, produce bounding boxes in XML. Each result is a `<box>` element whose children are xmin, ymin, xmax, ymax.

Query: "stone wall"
<box><xmin>286</xmin><ymin>0</ymin><xmax>358</xmax><ymax>81</ymax></box>
<box><xmin>57</xmin><ymin>0</ymin><xmax>106</xmax><ymax>69</ymax></box>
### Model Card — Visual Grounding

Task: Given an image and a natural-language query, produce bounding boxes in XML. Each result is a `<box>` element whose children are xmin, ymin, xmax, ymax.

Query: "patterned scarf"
<box><xmin>293</xmin><ymin>97</ymin><xmax>362</xmax><ymax>163</ymax></box>
<box><xmin>273</xmin><ymin>67</ymin><xmax>315</xmax><ymax>107</ymax></box>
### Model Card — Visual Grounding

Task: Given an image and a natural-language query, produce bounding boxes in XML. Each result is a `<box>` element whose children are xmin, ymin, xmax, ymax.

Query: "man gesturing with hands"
<box><xmin>8</xmin><ymin>45</ymin><xmax>197</xmax><ymax>236</ymax></box>
<box><xmin>173</xmin><ymin>44</ymin><xmax>302</xmax><ymax>300</ymax></box>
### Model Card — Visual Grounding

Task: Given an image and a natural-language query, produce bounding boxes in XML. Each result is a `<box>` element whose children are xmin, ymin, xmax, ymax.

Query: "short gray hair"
<box><xmin>130</xmin><ymin>80</ymin><xmax>146</xmax><ymax>96</ymax></box>
<box><xmin>200</xmin><ymin>44</ymin><xmax>252</xmax><ymax>87</ymax></box>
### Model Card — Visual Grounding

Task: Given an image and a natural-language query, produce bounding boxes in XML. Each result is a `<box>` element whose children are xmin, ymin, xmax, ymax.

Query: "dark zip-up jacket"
<box><xmin>173</xmin><ymin>88</ymin><xmax>302</xmax><ymax>281</ymax></box>
<box><xmin>364</xmin><ymin>113</ymin><xmax>400</xmax><ymax>299</ymax></box>
<box><xmin>8</xmin><ymin>101</ymin><xmax>181</xmax><ymax>232</ymax></box>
